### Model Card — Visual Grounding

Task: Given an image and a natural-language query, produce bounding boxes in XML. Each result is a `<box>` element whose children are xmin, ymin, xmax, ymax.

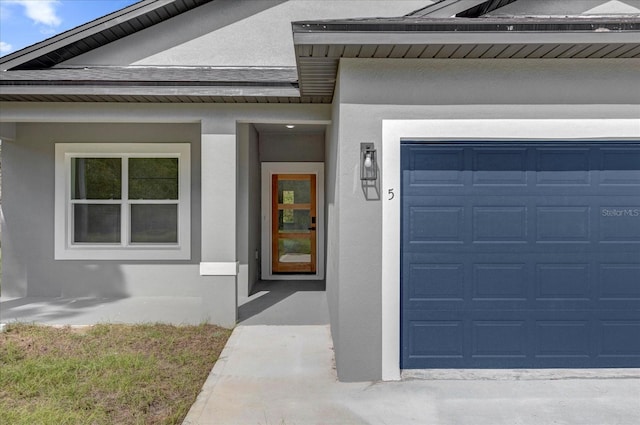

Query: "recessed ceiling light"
<box><xmin>286</xmin><ymin>124</ymin><xmax>295</xmax><ymax>129</ymax></box>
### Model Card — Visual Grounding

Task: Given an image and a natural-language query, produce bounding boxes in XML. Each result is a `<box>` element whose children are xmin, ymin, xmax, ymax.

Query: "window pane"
<box><xmin>129</xmin><ymin>158</ymin><xmax>178</xmax><ymax>200</ymax></box>
<box><xmin>278</xmin><ymin>209</ymin><xmax>310</xmax><ymax>233</ymax></box>
<box><xmin>131</xmin><ymin>204</ymin><xmax>178</xmax><ymax>243</ymax></box>
<box><xmin>277</xmin><ymin>179</ymin><xmax>310</xmax><ymax>204</ymax></box>
<box><xmin>278</xmin><ymin>238</ymin><xmax>311</xmax><ymax>263</ymax></box>
<box><xmin>73</xmin><ymin>204</ymin><xmax>121</xmax><ymax>243</ymax></box>
<box><xmin>72</xmin><ymin>158</ymin><xmax>121</xmax><ymax>200</ymax></box>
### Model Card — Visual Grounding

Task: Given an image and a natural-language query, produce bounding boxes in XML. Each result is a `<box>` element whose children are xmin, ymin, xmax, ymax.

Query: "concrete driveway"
<box><xmin>183</xmin><ymin>325</ymin><xmax>640</xmax><ymax>425</ymax></box>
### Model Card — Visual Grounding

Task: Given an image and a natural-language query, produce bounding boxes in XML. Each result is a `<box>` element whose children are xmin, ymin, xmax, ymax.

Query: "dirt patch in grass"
<box><xmin>0</xmin><ymin>323</ymin><xmax>231</xmax><ymax>425</ymax></box>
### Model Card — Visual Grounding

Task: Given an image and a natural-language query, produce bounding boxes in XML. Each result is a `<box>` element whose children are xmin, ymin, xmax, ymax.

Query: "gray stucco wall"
<box><xmin>260</xmin><ymin>132</ymin><xmax>325</xmax><ymax>163</ymax></box>
<box><xmin>325</xmin><ymin>76</ymin><xmax>342</xmax><ymax>371</ymax></box>
<box><xmin>61</xmin><ymin>0</ymin><xmax>428</xmax><ymax>68</ymax></box>
<box><xmin>236</xmin><ymin>125</ymin><xmax>325</xmax><ymax>296</ymax></box>
<box><xmin>236</xmin><ymin>123</ymin><xmax>261</xmax><ymax>298</ymax></box>
<box><xmin>339</xmin><ymin>58</ymin><xmax>640</xmax><ymax>107</ymax></box>
<box><xmin>0</xmin><ymin>103</ymin><xmax>330</xmax><ymax>136</ymax></box>
<box><xmin>0</xmin><ymin>103</ymin><xmax>330</xmax><ymax>328</ymax></box>
<box><xmin>331</xmin><ymin>57</ymin><xmax>640</xmax><ymax>381</ymax></box>
<box><xmin>1</xmin><ymin>122</ymin><xmax>234</xmax><ymax>325</ymax></box>
<box><xmin>236</xmin><ymin>123</ymin><xmax>251</xmax><ymax>298</ymax></box>
<box><xmin>0</xmin><ymin>123</ymin><xmax>16</xmax><ymax>141</ymax></box>
<box><xmin>248</xmin><ymin>125</ymin><xmax>261</xmax><ymax>293</ymax></box>
<box><xmin>2</xmin><ymin>123</ymin><xmax>203</xmax><ymax>296</ymax></box>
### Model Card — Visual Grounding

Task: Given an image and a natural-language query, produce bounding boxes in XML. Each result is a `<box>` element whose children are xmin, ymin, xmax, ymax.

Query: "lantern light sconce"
<box><xmin>360</xmin><ymin>143</ymin><xmax>377</xmax><ymax>181</ymax></box>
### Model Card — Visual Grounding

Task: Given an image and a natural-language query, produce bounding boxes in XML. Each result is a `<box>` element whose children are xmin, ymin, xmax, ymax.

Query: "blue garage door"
<box><xmin>401</xmin><ymin>142</ymin><xmax>640</xmax><ymax>368</ymax></box>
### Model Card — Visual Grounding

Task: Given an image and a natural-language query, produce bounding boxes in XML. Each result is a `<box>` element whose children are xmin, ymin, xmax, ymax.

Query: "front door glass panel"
<box><xmin>272</xmin><ymin>174</ymin><xmax>316</xmax><ymax>273</ymax></box>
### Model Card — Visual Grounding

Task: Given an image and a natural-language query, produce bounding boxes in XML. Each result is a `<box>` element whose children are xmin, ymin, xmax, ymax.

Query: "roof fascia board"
<box><xmin>293</xmin><ymin>30</ymin><xmax>640</xmax><ymax>46</ymax></box>
<box><xmin>0</xmin><ymin>0</ymin><xmax>174</xmax><ymax>71</ymax></box>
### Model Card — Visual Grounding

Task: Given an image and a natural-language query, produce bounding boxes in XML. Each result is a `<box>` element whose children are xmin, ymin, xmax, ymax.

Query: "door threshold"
<box><xmin>261</xmin><ymin>275</ymin><xmax>323</xmax><ymax>281</ymax></box>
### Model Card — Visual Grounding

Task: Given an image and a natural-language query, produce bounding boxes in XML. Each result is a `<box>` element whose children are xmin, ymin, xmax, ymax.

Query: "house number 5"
<box><xmin>388</xmin><ymin>189</ymin><xmax>395</xmax><ymax>201</ymax></box>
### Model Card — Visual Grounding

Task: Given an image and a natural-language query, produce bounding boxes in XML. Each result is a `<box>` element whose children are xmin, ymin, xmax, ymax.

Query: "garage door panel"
<box><xmin>598</xmin><ymin>321</ymin><xmax>640</xmax><ymax>357</ymax></box>
<box><xmin>402</xmin><ymin>184</ymin><xmax>636</xmax><ymax>198</ymax></box>
<box><xmin>473</xmin><ymin>207</ymin><xmax>528</xmax><ymax>242</ymax></box>
<box><xmin>404</xmin><ymin>147</ymin><xmax>465</xmax><ymax>186</ymax></box>
<box><xmin>599</xmin><ymin>264</ymin><xmax>640</xmax><ymax>299</ymax></box>
<box><xmin>406</xmin><ymin>263</ymin><xmax>465</xmax><ymax>301</ymax></box>
<box><xmin>471</xmin><ymin>263</ymin><xmax>529</xmax><ymax>301</ymax></box>
<box><xmin>404</xmin><ymin>198</ymin><xmax>640</xmax><ymax>247</ymax></box>
<box><xmin>472</xmin><ymin>320</ymin><xmax>528</xmax><ymax>359</ymax></box>
<box><xmin>404</xmin><ymin>312</ymin><xmax>640</xmax><ymax>368</ymax></box>
<box><xmin>404</xmin><ymin>251</ymin><xmax>637</xmax><ymax>268</ymax></box>
<box><xmin>401</xmin><ymin>142</ymin><xmax>640</xmax><ymax>369</ymax></box>
<box><xmin>534</xmin><ymin>320</ymin><xmax>591</xmax><ymax>359</ymax></box>
<box><xmin>406</xmin><ymin>319</ymin><xmax>465</xmax><ymax>360</ymax></box>
<box><xmin>599</xmin><ymin>148</ymin><xmax>640</xmax><ymax>185</ymax></box>
<box><xmin>405</xmin><ymin>236</ymin><xmax>639</xmax><ymax>255</ymax></box>
<box><xmin>535</xmin><ymin>148</ymin><xmax>592</xmax><ymax>186</ymax></box>
<box><xmin>406</xmin><ymin>206</ymin><xmax>464</xmax><ymax>243</ymax></box>
<box><xmin>536</xmin><ymin>263</ymin><xmax>591</xmax><ymax>300</ymax></box>
<box><xmin>472</xmin><ymin>147</ymin><xmax>528</xmax><ymax>186</ymax></box>
<box><xmin>599</xmin><ymin>207</ymin><xmax>640</xmax><ymax>241</ymax></box>
<box><xmin>404</xmin><ymin>299</ymin><xmax>603</xmax><ymax>313</ymax></box>
<box><xmin>405</xmin><ymin>255</ymin><xmax>639</xmax><ymax>309</ymax></box>
<box><xmin>536</xmin><ymin>206</ymin><xmax>591</xmax><ymax>242</ymax></box>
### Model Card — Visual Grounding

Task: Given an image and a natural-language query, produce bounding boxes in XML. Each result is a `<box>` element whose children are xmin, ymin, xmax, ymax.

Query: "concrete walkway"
<box><xmin>183</xmin><ymin>325</ymin><xmax>640</xmax><ymax>425</ymax></box>
<box><xmin>238</xmin><ymin>280</ymin><xmax>329</xmax><ymax>325</ymax></box>
<box><xmin>3</xmin><ymin>294</ymin><xmax>638</xmax><ymax>425</ymax></box>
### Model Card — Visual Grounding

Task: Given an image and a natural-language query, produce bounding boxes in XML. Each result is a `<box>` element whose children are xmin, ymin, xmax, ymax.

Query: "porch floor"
<box><xmin>0</xmin><ymin>280</ymin><xmax>329</xmax><ymax>326</ymax></box>
<box><xmin>238</xmin><ymin>280</ymin><xmax>329</xmax><ymax>325</ymax></box>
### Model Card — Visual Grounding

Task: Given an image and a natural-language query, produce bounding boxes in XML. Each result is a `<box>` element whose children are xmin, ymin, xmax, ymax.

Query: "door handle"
<box><xmin>308</xmin><ymin>227</ymin><xmax>316</xmax><ymax>231</ymax></box>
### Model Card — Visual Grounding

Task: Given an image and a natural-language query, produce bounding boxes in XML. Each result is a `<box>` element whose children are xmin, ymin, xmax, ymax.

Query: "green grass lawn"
<box><xmin>0</xmin><ymin>323</ymin><xmax>231</xmax><ymax>425</ymax></box>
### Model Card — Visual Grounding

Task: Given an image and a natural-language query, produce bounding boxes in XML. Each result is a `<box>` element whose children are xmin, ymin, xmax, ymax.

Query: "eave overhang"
<box><xmin>0</xmin><ymin>66</ymin><xmax>331</xmax><ymax>103</ymax></box>
<box><xmin>2</xmin><ymin>10</ymin><xmax>639</xmax><ymax>105</ymax></box>
<box><xmin>293</xmin><ymin>17</ymin><xmax>640</xmax><ymax>98</ymax></box>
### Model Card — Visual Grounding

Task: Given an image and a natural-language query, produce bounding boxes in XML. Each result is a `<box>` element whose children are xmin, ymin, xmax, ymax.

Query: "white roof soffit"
<box><xmin>292</xmin><ymin>17</ymin><xmax>640</xmax><ymax>97</ymax></box>
<box><xmin>293</xmin><ymin>18</ymin><xmax>640</xmax><ymax>46</ymax></box>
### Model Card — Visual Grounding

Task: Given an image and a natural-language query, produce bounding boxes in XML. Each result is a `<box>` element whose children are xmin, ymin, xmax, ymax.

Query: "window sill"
<box><xmin>54</xmin><ymin>246</ymin><xmax>190</xmax><ymax>261</ymax></box>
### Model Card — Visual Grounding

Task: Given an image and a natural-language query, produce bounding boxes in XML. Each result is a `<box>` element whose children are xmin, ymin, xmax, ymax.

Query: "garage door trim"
<box><xmin>381</xmin><ymin>119</ymin><xmax>640</xmax><ymax>381</ymax></box>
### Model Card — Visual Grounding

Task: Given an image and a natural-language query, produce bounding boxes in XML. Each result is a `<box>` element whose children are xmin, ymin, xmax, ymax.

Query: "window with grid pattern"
<box><xmin>55</xmin><ymin>144</ymin><xmax>190</xmax><ymax>260</ymax></box>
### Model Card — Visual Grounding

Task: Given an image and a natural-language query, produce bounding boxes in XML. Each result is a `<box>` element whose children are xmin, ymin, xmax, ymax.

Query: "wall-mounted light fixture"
<box><xmin>360</xmin><ymin>143</ymin><xmax>377</xmax><ymax>181</ymax></box>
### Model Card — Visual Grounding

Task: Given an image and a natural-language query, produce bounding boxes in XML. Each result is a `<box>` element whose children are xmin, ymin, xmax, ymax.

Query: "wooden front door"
<box><xmin>271</xmin><ymin>174</ymin><xmax>316</xmax><ymax>273</ymax></box>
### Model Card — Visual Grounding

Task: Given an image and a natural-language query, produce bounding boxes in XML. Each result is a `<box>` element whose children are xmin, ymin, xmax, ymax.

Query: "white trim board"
<box><xmin>200</xmin><ymin>262</ymin><xmax>239</xmax><ymax>276</ymax></box>
<box><xmin>261</xmin><ymin>162</ymin><xmax>325</xmax><ymax>281</ymax></box>
<box><xmin>381</xmin><ymin>118</ymin><xmax>640</xmax><ymax>381</ymax></box>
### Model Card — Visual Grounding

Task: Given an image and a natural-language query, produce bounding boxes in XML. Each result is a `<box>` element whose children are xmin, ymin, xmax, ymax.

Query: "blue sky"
<box><xmin>0</xmin><ymin>0</ymin><xmax>140</xmax><ymax>57</ymax></box>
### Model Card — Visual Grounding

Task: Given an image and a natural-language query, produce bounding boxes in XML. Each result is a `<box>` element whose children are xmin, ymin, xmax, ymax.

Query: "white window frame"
<box><xmin>55</xmin><ymin>143</ymin><xmax>191</xmax><ymax>260</ymax></box>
